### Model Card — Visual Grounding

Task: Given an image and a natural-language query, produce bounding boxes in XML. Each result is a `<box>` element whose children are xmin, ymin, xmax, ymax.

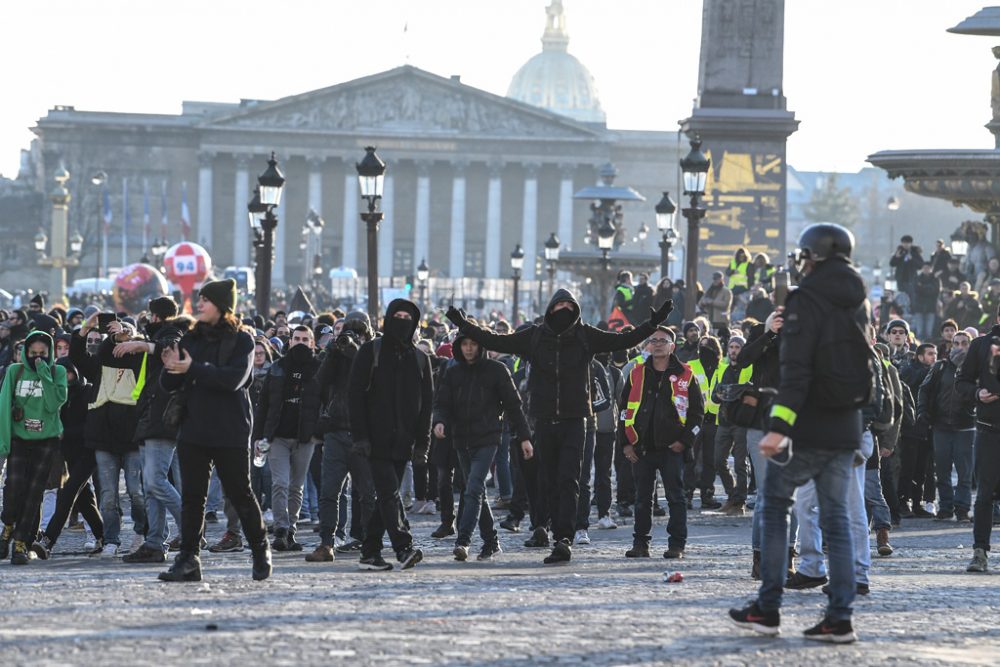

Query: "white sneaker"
<box><xmin>128</xmin><ymin>533</ymin><xmax>144</xmax><ymax>553</ymax></box>
<box><xmin>574</xmin><ymin>529</ymin><xmax>591</xmax><ymax>545</ymax></box>
<box><xmin>410</xmin><ymin>500</ymin><xmax>427</xmax><ymax>514</ymax></box>
<box><xmin>597</xmin><ymin>515</ymin><xmax>618</xmax><ymax>530</ymax></box>
<box><xmin>84</xmin><ymin>528</ymin><xmax>96</xmax><ymax>551</ymax></box>
<box><xmin>263</xmin><ymin>509</ymin><xmax>274</xmax><ymax>525</ymax></box>
<box><xmin>99</xmin><ymin>543</ymin><xmax>119</xmax><ymax>558</ymax></box>
<box><xmin>421</xmin><ymin>501</ymin><xmax>438</xmax><ymax>515</ymax></box>
<box><xmin>334</xmin><ymin>536</ymin><xmax>347</xmax><ymax>549</ymax></box>
<box><xmin>924</xmin><ymin>502</ymin><xmax>936</xmax><ymax>515</ymax></box>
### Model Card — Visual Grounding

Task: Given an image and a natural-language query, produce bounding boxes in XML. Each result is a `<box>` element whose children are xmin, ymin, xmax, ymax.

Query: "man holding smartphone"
<box><xmin>729</xmin><ymin>223</ymin><xmax>869</xmax><ymax>644</ymax></box>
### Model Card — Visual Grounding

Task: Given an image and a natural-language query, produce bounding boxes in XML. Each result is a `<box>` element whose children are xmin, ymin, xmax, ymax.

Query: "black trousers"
<box><xmin>535</xmin><ymin>418</ymin><xmax>586</xmax><ymax>543</ymax></box>
<box><xmin>45</xmin><ymin>447</ymin><xmax>104</xmax><ymax>545</ymax></box>
<box><xmin>685</xmin><ymin>418</ymin><xmax>718</xmax><ymax>498</ymax></box>
<box><xmin>1</xmin><ymin>438</ymin><xmax>58</xmax><ymax>544</ymax></box>
<box><xmin>634</xmin><ymin>448</ymin><xmax>687</xmax><ymax>550</ymax></box>
<box><xmin>362</xmin><ymin>457</ymin><xmax>412</xmax><ymax>558</ymax></box>
<box><xmin>899</xmin><ymin>435</ymin><xmax>935</xmax><ymax>506</ymax></box>
<box><xmin>973</xmin><ymin>429</ymin><xmax>1000</xmax><ymax>551</ymax></box>
<box><xmin>593</xmin><ymin>431</ymin><xmax>615</xmax><ymax>518</ymax></box>
<box><xmin>437</xmin><ymin>461</ymin><xmax>466</xmax><ymax>525</ymax></box>
<box><xmin>614</xmin><ymin>436</ymin><xmax>636</xmax><ymax>506</ymax></box>
<box><xmin>508</xmin><ymin>432</ymin><xmax>545</xmax><ymax>528</ymax></box>
<box><xmin>176</xmin><ymin>442</ymin><xmax>266</xmax><ymax>553</ymax></box>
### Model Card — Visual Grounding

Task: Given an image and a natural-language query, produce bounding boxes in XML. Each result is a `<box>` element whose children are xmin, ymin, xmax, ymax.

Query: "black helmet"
<box><xmin>795</xmin><ymin>223</ymin><xmax>854</xmax><ymax>264</ymax></box>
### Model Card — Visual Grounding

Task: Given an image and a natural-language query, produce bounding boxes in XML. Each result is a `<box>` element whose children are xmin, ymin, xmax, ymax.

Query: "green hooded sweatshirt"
<box><xmin>0</xmin><ymin>330</ymin><xmax>68</xmax><ymax>457</ymax></box>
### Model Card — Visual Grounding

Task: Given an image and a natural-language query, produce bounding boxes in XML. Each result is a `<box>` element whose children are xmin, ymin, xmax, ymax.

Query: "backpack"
<box><xmin>794</xmin><ymin>287</ymin><xmax>878</xmax><ymax>410</ymax></box>
<box><xmin>591</xmin><ymin>361</ymin><xmax>617</xmax><ymax>433</ymax></box>
<box><xmin>865</xmin><ymin>360</ymin><xmax>893</xmax><ymax>431</ymax></box>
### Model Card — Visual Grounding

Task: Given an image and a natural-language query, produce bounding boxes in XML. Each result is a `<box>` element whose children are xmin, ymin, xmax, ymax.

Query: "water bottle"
<box><xmin>253</xmin><ymin>439</ymin><xmax>270</xmax><ymax>468</ymax></box>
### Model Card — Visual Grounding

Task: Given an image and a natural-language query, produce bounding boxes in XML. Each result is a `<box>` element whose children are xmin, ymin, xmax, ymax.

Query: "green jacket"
<box><xmin>0</xmin><ymin>331</ymin><xmax>68</xmax><ymax>457</ymax></box>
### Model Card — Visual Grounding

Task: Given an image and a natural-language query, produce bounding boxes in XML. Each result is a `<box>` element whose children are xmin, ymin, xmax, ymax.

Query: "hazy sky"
<box><xmin>4</xmin><ymin>0</ymin><xmax>996</xmax><ymax>179</ymax></box>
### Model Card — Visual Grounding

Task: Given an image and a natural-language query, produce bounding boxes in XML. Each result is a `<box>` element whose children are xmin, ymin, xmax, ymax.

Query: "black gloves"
<box><xmin>649</xmin><ymin>300</ymin><xmax>673</xmax><ymax>326</ymax></box>
<box><xmin>445</xmin><ymin>306</ymin><xmax>468</xmax><ymax>328</ymax></box>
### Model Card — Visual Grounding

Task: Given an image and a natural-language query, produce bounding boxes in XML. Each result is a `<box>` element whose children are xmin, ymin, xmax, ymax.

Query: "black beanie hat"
<box><xmin>30</xmin><ymin>294</ymin><xmax>45</xmax><ymax>308</ymax></box>
<box><xmin>149</xmin><ymin>296</ymin><xmax>179</xmax><ymax>320</ymax></box>
<box><xmin>199</xmin><ymin>279</ymin><xmax>237</xmax><ymax>314</ymax></box>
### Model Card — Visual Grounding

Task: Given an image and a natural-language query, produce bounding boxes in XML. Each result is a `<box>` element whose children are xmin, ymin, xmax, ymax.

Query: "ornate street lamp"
<box><xmin>416</xmin><ymin>258</ymin><xmax>430</xmax><ymax>312</ymax></box>
<box><xmin>597</xmin><ymin>218</ymin><xmax>615</xmax><ymax>271</ymax></box>
<box><xmin>510</xmin><ymin>243</ymin><xmax>524</xmax><ymax>326</ymax></box>
<box><xmin>253</xmin><ymin>153</ymin><xmax>285</xmax><ymax>316</ymax></box>
<box><xmin>34</xmin><ymin>230</ymin><xmax>48</xmax><ymax>256</ymax></box>
<box><xmin>356</xmin><ymin>146</ymin><xmax>386</xmax><ymax>324</ymax></box>
<box><xmin>655</xmin><ymin>191</ymin><xmax>678</xmax><ymax>279</ymax></box>
<box><xmin>70</xmin><ymin>231</ymin><xmax>84</xmax><ymax>256</ymax></box>
<box><xmin>680</xmin><ymin>137</ymin><xmax>710</xmax><ymax>319</ymax></box>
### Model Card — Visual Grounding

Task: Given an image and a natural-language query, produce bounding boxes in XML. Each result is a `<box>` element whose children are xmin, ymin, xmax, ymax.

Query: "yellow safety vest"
<box><xmin>623</xmin><ymin>363</ymin><xmax>693</xmax><ymax>446</ymax></box>
<box><xmin>728</xmin><ymin>259</ymin><xmax>750</xmax><ymax>290</ymax></box>
<box><xmin>616</xmin><ymin>285</ymin><xmax>634</xmax><ymax>304</ymax></box>
<box><xmin>685</xmin><ymin>358</ymin><xmax>718</xmax><ymax>416</ymax></box>
<box><xmin>706</xmin><ymin>360</ymin><xmax>753</xmax><ymax>424</ymax></box>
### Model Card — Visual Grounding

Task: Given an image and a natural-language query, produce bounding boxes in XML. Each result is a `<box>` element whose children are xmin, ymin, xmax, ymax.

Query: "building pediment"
<box><xmin>203</xmin><ymin>66</ymin><xmax>601</xmax><ymax>140</ymax></box>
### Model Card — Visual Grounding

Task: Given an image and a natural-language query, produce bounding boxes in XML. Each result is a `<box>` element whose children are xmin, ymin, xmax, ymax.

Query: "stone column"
<box><xmin>558</xmin><ymin>163</ymin><xmax>575</xmax><ymax>251</ymax></box>
<box><xmin>414</xmin><ymin>161</ymin><xmax>431</xmax><ymax>273</ymax></box>
<box><xmin>197</xmin><ymin>152</ymin><xmax>214</xmax><ymax>250</ymax></box>
<box><xmin>233</xmin><ymin>154</ymin><xmax>250</xmax><ymax>266</ymax></box>
<box><xmin>449</xmin><ymin>161</ymin><xmax>467</xmax><ymax>278</ymax></box>
<box><xmin>273</xmin><ymin>175</ymin><xmax>286</xmax><ymax>288</ymax></box>
<box><xmin>485</xmin><ymin>161</ymin><xmax>503</xmax><ymax>278</ymax></box>
<box><xmin>379</xmin><ymin>173</ymin><xmax>395</xmax><ymax>277</ymax></box>
<box><xmin>341</xmin><ymin>168</ymin><xmax>359</xmax><ymax>270</ymax></box>
<box><xmin>521</xmin><ymin>163</ymin><xmax>539</xmax><ymax>280</ymax></box>
<box><xmin>307</xmin><ymin>157</ymin><xmax>323</xmax><ymax>214</ymax></box>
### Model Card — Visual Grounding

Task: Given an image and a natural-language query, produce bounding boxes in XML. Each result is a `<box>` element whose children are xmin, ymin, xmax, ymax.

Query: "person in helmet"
<box><xmin>730</xmin><ymin>223</ymin><xmax>869</xmax><ymax>644</ymax></box>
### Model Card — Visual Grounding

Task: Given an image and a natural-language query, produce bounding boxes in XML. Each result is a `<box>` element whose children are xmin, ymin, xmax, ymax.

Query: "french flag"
<box><xmin>180</xmin><ymin>181</ymin><xmax>191</xmax><ymax>241</ymax></box>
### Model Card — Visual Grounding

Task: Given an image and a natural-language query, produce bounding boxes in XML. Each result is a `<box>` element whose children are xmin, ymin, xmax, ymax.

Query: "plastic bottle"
<box><xmin>253</xmin><ymin>439</ymin><xmax>271</xmax><ymax>468</ymax></box>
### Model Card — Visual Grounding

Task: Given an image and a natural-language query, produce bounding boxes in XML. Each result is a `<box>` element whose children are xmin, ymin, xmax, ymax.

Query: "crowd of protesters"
<box><xmin>2</xmin><ymin>228</ymin><xmax>1000</xmax><ymax>645</ymax></box>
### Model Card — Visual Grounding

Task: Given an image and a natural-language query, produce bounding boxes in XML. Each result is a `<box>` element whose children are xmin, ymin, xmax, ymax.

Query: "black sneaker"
<box><xmin>543</xmin><ymin>539</ymin><xmax>572</xmax><ymax>565</ymax></box>
<box><xmin>785</xmin><ymin>571</ymin><xmax>828</xmax><ymax>590</ymax></box>
<box><xmin>204</xmin><ymin>511</ymin><xmax>219</xmax><ymax>524</ymax></box>
<box><xmin>398</xmin><ymin>547</ymin><xmax>423</xmax><ymax>570</ymax></box>
<box><xmin>617</xmin><ymin>503</ymin><xmax>634</xmax><ymax>518</ymax></box>
<box><xmin>431</xmin><ymin>523</ymin><xmax>455</xmax><ymax>539</ymax></box>
<box><xmin>31</xmin><ymin>536</ymin><xmax>52</xmax><ymax>560</ymax></box>
<box><xmin>728</xmin><ymin>601</ymin><xmax>780</xmax><ymax>636</ymax></box>
<box><xmin>912</xmin><ymin>505</ymin><xmax>934</xmax><ymax>518</ymax></box>
<box><xmin>524</xmin><ymin>526</ymin><xmax>550</xmax><ymax>548</ymax></box>
<box><xmin>358</xmin><ymin>555</ymin><xmax>393</xmax><ymax>571</ymax></box>
<box><xmin>208</xmin><ymin>531</ymin><xmax>245</xmax><ymax>553</ymax></box>
<box><xmin>477</xmin><ymin>542</ymin><xmax>502</xmax><ymax>561</ymax></box>
<box><xmin>122</xmin><ymin>544</ymin><xmax>167</xmax><ymax>563</ymax></box>
<box><xmin>453</xmin><ymin>545</ymin><xmax>469</xmax><ymax>561</ymax></box>
<box><xmin>955</xmin><ymin>509</ymin><xmax>972</xmax><ymax>523</ymax></box>
<box><xmin>822</xmin><ymin>583</ymin><xmax>869</xmax><ymax>596</ymax></box>
<box><xmin>701</xmin><ymin>497</ymin><xmax>723</xmax><ymax>510</ymax></box>
<box><xmin>935</xmin><ymin>509</ymin><xmax>954</xmax><ymax>521</ymax></box>
<box><xmin>625</xmin><ymin>542</ymin><xmax>650</xmax><ymax>558</ymax></box>
<box><xmin>653</xmin><ymin>503</ymin><xmax>666</xmax><ymax>517</ymax></box>
<box><xmin>499</xmin><ymin>516</ymin><xmax>520</xmax><ymax>533</ymax></box>
<box><xmin>803</xmin><ymin>616</ymin><xmax>856</xmax><ymax>643</ymax></box>
<box><xmin>285</xmin><ymin>532</ymin><xmax>304</xmax><ymax>552</ymax></box>
<box><xmin>271</xmin><ymin>528</ymin><xmax>289</xmax><ymax>552</ymax></box>
<box><xmin>336</xmin><ymin>539</ymin><xmax>364</xmax><ymax>554</ymax></box>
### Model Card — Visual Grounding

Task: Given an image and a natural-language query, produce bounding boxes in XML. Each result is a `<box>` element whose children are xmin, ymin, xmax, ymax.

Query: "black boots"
<box><xmin>251</xmin><ymin>540</ymin><xmax>272</xmax><ymax>581</ymax></box>
<box><xmin>158</xmin><ymin>550</ymin><xmax>202</xmax><ymax>582</ymax></box>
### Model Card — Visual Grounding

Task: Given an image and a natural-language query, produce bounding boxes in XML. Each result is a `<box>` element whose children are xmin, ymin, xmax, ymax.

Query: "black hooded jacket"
<box><xmin>317</xmin><ymin>336</ymin><xmax>361</xmax><ymax>433</ymax></box>
<box><xmin>432</xmin><ymin>331</ymin><xmax>531</xmax><ymax>450</ymax></box>
<box><xmin>348</xmin><ymin>299</ymin><xmax>434</xmax><ymax>462</ymax></box>
<box><xmin>768</xmin><ymin>258</ymin><xmax>870</xmax><ymax>449</ymax></box>
<box><xmin>254</xmin><ymin>344</ymin><xmax>323</xmax><ymax>443</ymax></box>
<box><xmin>56</xmin><ymin>357</ymin><xmax>90</xmax><ymax>452</ymax></box>
<box><xmin>449</xmin><ymin>288</ymin><xmax>654</xmax><ymax>420</ymax></box>
<box><xmin>737</xmin><ymin>322</ymin><xmax>780</xmax><ymax>431</ymax></box>
<box><xmin>135</xmin><ymin>317</ymin><xmax>192</xmax><ymax>442</ymax></box>
<box><xmin>957</xmin><ymin>323</ymin><xmax>1000</xmax><ymax>430</ymax></box>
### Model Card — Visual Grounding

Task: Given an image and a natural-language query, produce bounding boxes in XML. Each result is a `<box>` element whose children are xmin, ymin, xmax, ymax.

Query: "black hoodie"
<box><xmin>432</xmin><ymin>331</ymin><xmax>531</xmax><ymax>450</ymax></box>
<box><xmin>768</xmin><ymin>258</ymin><xmax>870</xmax><ymax>449</ymax></box>
<box><xmin>348</xmin><ymin>299</ymin><xmax>434</xmax><ymax>461</ymax></box>
<box><xmin>957</xmin><ymin>322</ymin><xmax>1000</xmax><ymax>430</ymax></box>
<box><xmin>451</xmin><ymin>288</ymin><xmax>654</xmax><ymax>420</ymax></box>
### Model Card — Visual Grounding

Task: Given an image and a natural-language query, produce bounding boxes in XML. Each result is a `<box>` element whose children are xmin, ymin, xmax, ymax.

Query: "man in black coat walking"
<box><xmin>348</xmin><ymin>299</ymin><xmax>432</xmax><ymax>571</ymax></box>
<box><xmin>447</xmin><ymin>288</ymin><xmax>671</xmax><ymax>564</ymax></box>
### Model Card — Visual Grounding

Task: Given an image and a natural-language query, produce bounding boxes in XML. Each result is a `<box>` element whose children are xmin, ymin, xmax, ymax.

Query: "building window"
<box><xmin>464</xmin><ymin>246</ymin><xmax>484</xmax><ymax>277</ymax></box>
<box><xmin>393</xmin><ymin>246</ymin><xmax>413</xmax><ymax>276</ymax></box>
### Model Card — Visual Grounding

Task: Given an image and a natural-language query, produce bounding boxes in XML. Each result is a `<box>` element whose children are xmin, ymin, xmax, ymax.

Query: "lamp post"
<box><xmin>655</xmin><ymin>191</ymin><xmax>678</xmax><ymax>279</ymax></box>
<box><xmin>416</xmin><ymin>258</ymin><xmax>430</xmax><ymax>313</ymax></box>
<box><xmin>510</xmin><ymin>244</ymin><xmax>524</xmax><ymax>326</ymax></box>
<box><xmin>150</xmin><ymin>238</ymin><xmax>168</xmax><ymax>266</ymax></box>
<box><xmin>597</xmin><ymin>218</ymin><xmax>615</xmax><ymax>271</ymax></box>
<box><xmin>37</xmin><ymin>165</ymin><xmax>80</xmax><ymax>303</ymax></box>
<box><xmin>252</xmin><ymin>153</ymin><xmax>285</xmax><ymax>317</ymax></box>
<box><xmin>544</xmin><ymin>232</ymin><xmax>560</xmax><ymax>294</ymax></box>
<box><xmin>91</xmin><ymin>170</ymin><xmax>107</xmax><ymax>292</ymax></box>
<box><xmin>356</xmin><ymin>146</ymin><xmax>386</xmax><ymax>325</ymax></box>
<box><xmin>679</xmin><ymin>137</ymin><xmax>710</xmax><ymax>320</ymax></box>
<box><xmin>301</xmin><ymin>209</ymin><xmax>325</xmax><ymax>293</ymax></box>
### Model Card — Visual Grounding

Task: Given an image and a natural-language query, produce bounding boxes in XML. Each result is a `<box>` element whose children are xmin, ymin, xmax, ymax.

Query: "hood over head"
<box><xmin>22</xmin><ymin>330</ymin><xmax>54</xmax><ymax>366</ymax></box>
<box><xmin>56</xmin><ymin>356</ymin><xmax>83</xmax><ymax>385</ymax></box>
<box><xmin>543</xmin><ymin>288</ymin><xmax>581</xmax><ymax>334</ymax></box>
<box><xmin>453</xmin><ymin>330</ymin><xmax>486</xmax><ymax>365</ymax></box>
<box><xmin>383</xmin><ymin>299</ymin><xmax>421</xmax><ymax>346</ymax></box>
<box><xmin>799</xmin><ymin>257</ymin><xmax>867</xmax><ymax>310</ymax></box>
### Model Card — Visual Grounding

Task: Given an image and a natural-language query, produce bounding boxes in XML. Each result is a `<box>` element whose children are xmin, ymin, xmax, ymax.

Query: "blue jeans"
<box><xmin>793</xmin><ymin>481</ymin><xmax>825</xmax><ymax>578</ymax></box>
<box><xmin>758</xmin><ymin>447</ymin><xmax>856</xmax><ymax>621</ymax></box>
<box><xmin>95</xmin><ymin>449</ymin><xmax>146</xmax><ymax>546</ymax></box>
<box><xmin>142</xmin><ymin>439</ymin><xmax>182</xmax><ymax>552</ymax></box>
<box><xmin>207</xmin><ymin>467</ymin><xmax>222</xmax><ymax>513</ymax></box>
<box><xmin>933</xmin><ymin>429</ymin><xmax>974</xmax><ymax>513</ymax></box>
<box><xmin>910</xmin><ymin>312</ymin><xmax>936</xmax><ymax>342</ymax></box>
<box><xmin>749</xmin><ymin>429</ymin><xmax>797</xmax><ymax>551</ymax></box>
<box><xmin>847</xmin><ymin>451</ymin><xmax>871</xmax><ymax>586</ymax></box>
<box><xmin>455</xmin><ymin>445</ymin><xmax>498</xmax><ymax>547</ymax></box>
<box><xmin>495</xmin><ymin>429</ymin><xmax>513</xmax><ymax>500</ymax></box>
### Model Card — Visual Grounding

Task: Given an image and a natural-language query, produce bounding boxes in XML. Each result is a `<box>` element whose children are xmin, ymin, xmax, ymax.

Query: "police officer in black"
<box><xmin>447</xmin><ymin>289</ymin><xmax>672</xmax><ymax>564</ymax></box>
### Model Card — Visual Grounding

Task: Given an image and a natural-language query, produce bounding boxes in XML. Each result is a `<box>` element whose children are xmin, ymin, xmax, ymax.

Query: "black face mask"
<box><xmin>288</xmin><ymin>344</ymin><xmax>314</xmax><ymax>364</ymax></box>
<box><xmin>547</xmin><ymin>308</ymin><xmax>576</xmax><ymax>334</ymax></box>
<box><xmin>384</xmin><ymin>317</ymin><xmax>414</xmax><ymax>345</ymax></box>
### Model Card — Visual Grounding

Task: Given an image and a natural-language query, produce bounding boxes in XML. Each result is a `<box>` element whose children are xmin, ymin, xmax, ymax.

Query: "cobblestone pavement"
<box><xmin>1</xmin><ymin>503</ymin><xmax>999</xmax><ymax>666</ymax></box>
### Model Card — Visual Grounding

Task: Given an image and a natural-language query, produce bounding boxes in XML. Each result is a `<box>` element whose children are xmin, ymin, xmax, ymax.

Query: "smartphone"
<box><xmin>773</xmin><ymin>270</ymin><xmax>789</xmax><ymax>307</ymax></box>
<box><xmin>97</xmin><ymin>312</ymin><xmax>117</xmax><ymax>334</ymax></box>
